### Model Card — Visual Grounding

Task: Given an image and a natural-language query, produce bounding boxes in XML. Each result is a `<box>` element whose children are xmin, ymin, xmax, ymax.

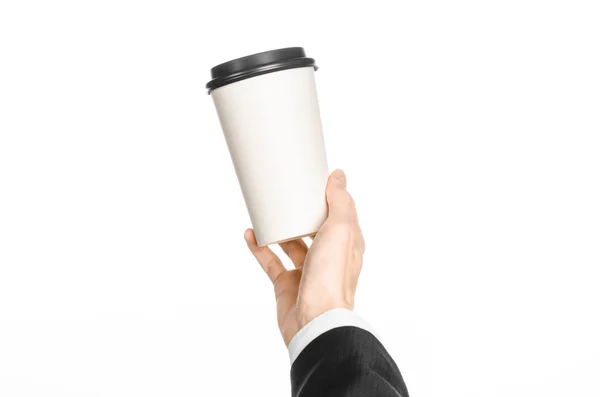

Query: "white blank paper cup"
<box><xmin>207</xmin><ymin>48</ymin><xmax>329</xmax><ymax>246</ymax></box>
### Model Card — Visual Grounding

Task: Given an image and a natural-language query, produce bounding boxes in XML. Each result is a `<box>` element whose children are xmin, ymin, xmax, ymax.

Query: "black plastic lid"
<box><xmin>206</xmin><ymin>47</ymin><xmax>317</xmax><ymax>93</ymax></box>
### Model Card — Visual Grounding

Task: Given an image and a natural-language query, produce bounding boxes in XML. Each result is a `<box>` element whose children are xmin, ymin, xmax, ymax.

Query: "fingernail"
<box><xmin>336</xmin><ymin>170</ymin><xmax>347</xmax><ymax>186</ymax></box>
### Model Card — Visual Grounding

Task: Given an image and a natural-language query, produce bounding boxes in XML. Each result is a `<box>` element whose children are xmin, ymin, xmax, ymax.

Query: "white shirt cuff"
<box><xmin>287</xmin><ymin>308</ymin><xmax>377</xmax><ymax>364</ymax></box>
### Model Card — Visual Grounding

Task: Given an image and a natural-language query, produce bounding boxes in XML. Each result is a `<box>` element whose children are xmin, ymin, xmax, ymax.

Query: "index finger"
<box><xmin>244</xmin><ymin>229</ymin><xmax>286</xmax><ymax>284</ymax></box>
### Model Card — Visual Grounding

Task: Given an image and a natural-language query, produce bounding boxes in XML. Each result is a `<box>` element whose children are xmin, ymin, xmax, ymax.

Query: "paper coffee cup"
<box><xmin>207</xmin><ymin>47</ymin><xmax>329</xmax><ymax>246</ymax></box>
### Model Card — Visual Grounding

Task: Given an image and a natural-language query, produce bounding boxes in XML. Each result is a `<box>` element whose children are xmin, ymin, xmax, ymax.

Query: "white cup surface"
<box><xmin>212</xmin><ymin>67</ymin><xmax>329</xmax><ymax>246</ymax></box>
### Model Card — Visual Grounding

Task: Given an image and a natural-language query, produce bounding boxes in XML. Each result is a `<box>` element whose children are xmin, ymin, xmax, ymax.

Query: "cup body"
<box><xmin>211</xmin><ymin>66</ymin><xmax>328</xmax><ymax>246</ymax></box>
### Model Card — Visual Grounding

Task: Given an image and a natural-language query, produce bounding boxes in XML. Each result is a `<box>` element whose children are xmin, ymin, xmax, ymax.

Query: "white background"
<box><xmin>1</xmin><ymin>1</ymin><xmax>599</xmax><ymax>396</ymax></box>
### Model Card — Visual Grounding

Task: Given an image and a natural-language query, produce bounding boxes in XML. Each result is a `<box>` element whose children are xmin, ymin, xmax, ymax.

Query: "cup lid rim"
<box><xmin>206</xmin><ymin>47</ymin><xmax>317</xmax><ymax>93</ymax></box>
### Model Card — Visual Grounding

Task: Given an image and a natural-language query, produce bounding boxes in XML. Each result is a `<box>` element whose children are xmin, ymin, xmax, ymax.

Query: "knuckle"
<box><xmin>263</xmin><ymin>258</ymin><xmax>279</xmax><ymax>273</ymax></box>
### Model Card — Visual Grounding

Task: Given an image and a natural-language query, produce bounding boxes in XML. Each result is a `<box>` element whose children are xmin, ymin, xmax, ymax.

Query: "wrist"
<box><xmin>296</xmin><ymin>303</ymin><xmax>353</xmax><ymax>335</ymax></box>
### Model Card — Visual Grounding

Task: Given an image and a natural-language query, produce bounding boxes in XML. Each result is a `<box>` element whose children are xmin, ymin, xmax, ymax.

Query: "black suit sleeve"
<box><xmin>290</xmin><ymin>326</ymin><xmax>409</xmax><ymax>397</ymax></box>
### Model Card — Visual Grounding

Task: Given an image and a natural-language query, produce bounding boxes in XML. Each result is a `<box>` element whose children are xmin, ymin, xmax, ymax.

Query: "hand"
<box><xmin>244</xmin><ymin>170</ymin><xmax>365</xmax><ymax>346</ymax></box>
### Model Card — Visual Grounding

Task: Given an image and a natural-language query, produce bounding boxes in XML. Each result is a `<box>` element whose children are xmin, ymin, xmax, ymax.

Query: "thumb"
<box><xmin>326</xmin><ymin>170</ymin><xmax>355</xmax><ymax>221</ymax></box>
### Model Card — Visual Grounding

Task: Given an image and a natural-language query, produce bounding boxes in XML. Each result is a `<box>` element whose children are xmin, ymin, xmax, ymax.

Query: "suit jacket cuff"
<box><xmin>288</xmin><ymin>308</ymin><xmax>377</xmax><ymax>364</ymax></box>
